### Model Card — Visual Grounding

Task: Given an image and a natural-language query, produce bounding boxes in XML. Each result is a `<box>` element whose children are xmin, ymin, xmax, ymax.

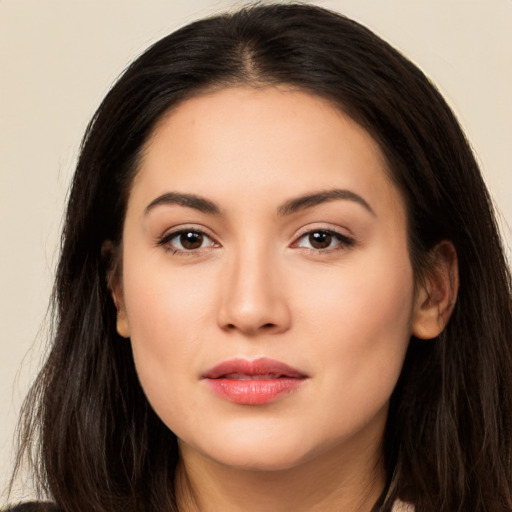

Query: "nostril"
<box><xmin>224</xmin><ymin>322</ymin><xmax>276</xmax><ymax>333</ymax></box>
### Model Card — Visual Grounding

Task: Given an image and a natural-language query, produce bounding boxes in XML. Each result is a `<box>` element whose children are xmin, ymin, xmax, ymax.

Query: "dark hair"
<box><xmin>11</xmin><ymin>3</ymin><xmax>512</xmax><ymax>511</ymax></box>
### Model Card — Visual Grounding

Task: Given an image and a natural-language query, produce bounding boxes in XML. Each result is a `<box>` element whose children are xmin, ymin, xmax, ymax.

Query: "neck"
<box><xmin>175</xmin><ymin>439</ymin><xmax>386</xmax><ymax>512</ymax></box>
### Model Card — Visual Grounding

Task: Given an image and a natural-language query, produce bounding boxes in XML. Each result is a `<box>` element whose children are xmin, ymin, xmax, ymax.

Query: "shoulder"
<box><xmin>392</xmin><ymin>499</ymin><xmax>415</xmax><ymax>512</ymax></box>
<box><xmin>4</xmin><ymin>503</ymin><xmax>62</xmax><ymax>512</ymax></box>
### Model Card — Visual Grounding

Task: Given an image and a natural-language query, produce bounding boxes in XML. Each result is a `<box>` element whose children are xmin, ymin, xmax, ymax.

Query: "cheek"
<box><xmin>295</xmin><ymin>247</ymin><xmax>415</xmax><ymax>416</ymax></box>
<box><xmin>120</xmin><ymin>252</ymin><xmax>219</xmax><ymax>416</ymax></box>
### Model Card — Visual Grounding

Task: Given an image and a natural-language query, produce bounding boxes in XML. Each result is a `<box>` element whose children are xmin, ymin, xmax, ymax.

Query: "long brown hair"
<box><xmin>11</xmin><ymin>4</ymin><xmax>512</xmax><ymax>511</ymax></box>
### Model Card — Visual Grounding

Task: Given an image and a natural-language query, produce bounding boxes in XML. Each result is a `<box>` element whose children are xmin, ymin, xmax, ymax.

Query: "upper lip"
<box><xmin>202</xmin><ymin>357</ymin><xmax>308</xmax><ymax>379</ymax></box>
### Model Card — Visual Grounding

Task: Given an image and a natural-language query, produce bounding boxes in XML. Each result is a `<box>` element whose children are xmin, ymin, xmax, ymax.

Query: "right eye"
<box><xmin>158</xmin><ymin>229</ymin><xmax>218</xmax><ymax>253</ymax></box>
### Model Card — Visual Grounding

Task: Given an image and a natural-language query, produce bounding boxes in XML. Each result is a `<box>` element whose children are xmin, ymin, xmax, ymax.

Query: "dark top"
<box><xmin>6</xmin><ymin>503</ymin><xmax>61</xmax><ymax>512</ymax></box>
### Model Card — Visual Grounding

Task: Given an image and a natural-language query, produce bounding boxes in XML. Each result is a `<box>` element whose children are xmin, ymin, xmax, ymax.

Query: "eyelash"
<box><xmin>157</xmin><ymin>228</ymin><xmax>219</xmax><ymax>255</ymax></box>
<box><xmin>292</xmin><ymin>228</ymin><xmax>355</xmax><ymax>252</ymax></box>
<box><xmin>157</xmin><ymin>227</ymin><xmax>355</xmax><ymax>255</ymax></box>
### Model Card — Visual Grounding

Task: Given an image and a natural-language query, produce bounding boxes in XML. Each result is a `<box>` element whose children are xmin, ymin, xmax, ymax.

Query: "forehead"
<box><xmin>131</xmin><ymin>86</ymin><xmax>404</xmax><ymax>222</ymax></box>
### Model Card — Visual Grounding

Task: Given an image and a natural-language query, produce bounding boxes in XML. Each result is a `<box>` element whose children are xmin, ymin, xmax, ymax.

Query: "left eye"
<box><xmin>294</xmin><ymin>230</ymin><xmax>353</xmax><ymax>250</ymax></box>
<box><xmin>161</xmin><ymin>230</ymin><xmax>217</xmax><ymax>251</ymax></box>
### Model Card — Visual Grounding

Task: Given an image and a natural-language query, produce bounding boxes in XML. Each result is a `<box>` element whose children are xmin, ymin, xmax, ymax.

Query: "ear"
<box><xmin>412</xmin><ymin>241</ymin><xmax>459</xmax><ymax>340</ymax></box>
<box><xmin>102</xmin><ymin>241</ymin><xmax>131</xmax><ymax>339</ymax></box>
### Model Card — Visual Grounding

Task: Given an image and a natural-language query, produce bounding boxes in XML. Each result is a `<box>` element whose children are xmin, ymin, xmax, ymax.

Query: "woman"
<box><xmin>7</xmin><ymin>3</ymin><xmax>512</xmax><ymax>511</ymax></box>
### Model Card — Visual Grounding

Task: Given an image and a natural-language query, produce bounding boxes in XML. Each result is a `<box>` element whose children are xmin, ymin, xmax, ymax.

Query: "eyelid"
<box><xmin>157</xmin><ymin>225</ymin><xmax>220</xmax><ymax>253</ymax></box>
<box><xmin>291</xmin><ymin>225</ymin><xmax>355</xmax><ymax>251</ymax></box>
<box><xmin>155</xmin><ymin>223</ymin><xmax>355</xmax><ymax>254</ymax></box>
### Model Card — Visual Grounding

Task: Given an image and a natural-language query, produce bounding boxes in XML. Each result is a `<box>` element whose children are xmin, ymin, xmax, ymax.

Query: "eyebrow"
<box><xmin>277</xmin><ymin>189</ymin><xmax>375</xmax><ymax>217</ymax></box>
<box><xmin>144</xmin><ymin>188</ymin><xmax>375</xmax><ymax>217</ymax></box>
<box><xmin>145</xmin><ymin>192</ymin><xmax>221</xmax><ymax>215</ymax></box>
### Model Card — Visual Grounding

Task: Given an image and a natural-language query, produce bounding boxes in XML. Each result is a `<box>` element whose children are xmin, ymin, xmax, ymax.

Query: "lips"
<box><xmin>203</xmin><ymin>358</ymin><xmax>308</xmax><ymax>405</ymax></box>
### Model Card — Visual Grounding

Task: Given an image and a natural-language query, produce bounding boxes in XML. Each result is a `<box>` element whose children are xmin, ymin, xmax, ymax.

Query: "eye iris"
<box><xmin>309</xmin><ymin>231</ymin><xmax>332</xmax><ymax>249</ymax></box>
<box><xmin>180</xmin><ymin>232</ymin><xmax>203</xmax><ymax>250</ymax></box>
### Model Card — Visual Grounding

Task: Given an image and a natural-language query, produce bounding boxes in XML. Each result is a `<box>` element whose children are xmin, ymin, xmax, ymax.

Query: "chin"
<box><xmin>182</xmin><ymin>428</ymin><xmax>324</xmax><ymax>473</ymax></box>
<box><xmin>211</xmin><ymin>448</ymin><xmax>311</xmax><ymax>472</ymax></box>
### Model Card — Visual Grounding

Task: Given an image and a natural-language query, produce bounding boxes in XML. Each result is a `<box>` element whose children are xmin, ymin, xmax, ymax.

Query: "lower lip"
<box><xmin>206</xmin><ymin>378</ymin><xmax>304</xmax><ymax>405</ymax></box>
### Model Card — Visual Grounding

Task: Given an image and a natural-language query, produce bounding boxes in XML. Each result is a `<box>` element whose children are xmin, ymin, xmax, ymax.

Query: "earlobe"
<box><xmin>111</xmin><ymin>281</ymin><xmax>131</xmax><ymax>339</ymax></box>
<box><xmin>102</xmin><ymin>240</ymin><xmax>131</xmax><ymax>339</ymax></box>
<box><xmin>115</xmin><ymin>301</ymin><xmax>131</xmax><ymax>339</ymax></box>
<box><xmin>412</xmin><ymin>241</ymin><xmax>459</xmax><ymax>340</ymax></box>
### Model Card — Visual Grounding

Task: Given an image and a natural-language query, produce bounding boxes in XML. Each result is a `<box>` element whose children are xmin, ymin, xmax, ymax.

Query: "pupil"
<box><xmin>180</xmin><ymin>232</ymin><xmax>203</xmax><ymax>250</ymax></box>
<box><xmin>309</xmin><ymin>231</ymin><xmax>332</xmax><ymax>249</ymax></box>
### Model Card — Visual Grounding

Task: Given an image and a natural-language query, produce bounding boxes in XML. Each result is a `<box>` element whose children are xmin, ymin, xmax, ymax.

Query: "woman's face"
<box><xmin>115</xmin><ymin>87</ymin><xmax>423</xmax><ymax>472</ymax></box>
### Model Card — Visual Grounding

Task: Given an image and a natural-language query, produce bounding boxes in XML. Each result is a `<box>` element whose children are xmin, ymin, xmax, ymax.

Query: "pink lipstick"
<box><xmin>203</xmin><ymin>358</ymin><xmax>307</xmax><ymax>405</ymax></box>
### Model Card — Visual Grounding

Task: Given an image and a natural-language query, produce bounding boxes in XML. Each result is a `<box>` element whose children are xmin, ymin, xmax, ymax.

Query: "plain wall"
<box><xmin>1</xmin><ymin>0</ymin><xmax>511</xmax><ymax>502</ymax></box>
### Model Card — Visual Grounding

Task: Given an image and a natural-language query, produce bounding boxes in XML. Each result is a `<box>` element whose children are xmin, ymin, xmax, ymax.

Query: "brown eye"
<box><xmin>159</xmin><ymin>229</ymin><xmax>217</xmax><ymax>252</ymax></box>
<box><xmin>293</xmin><ymin>229</ymin><xmax>354</xmax><ymax>251</ymax></box>
<box><xmin>180</xmin><ymin>231</ymin><xmax>204</xmax><ymax>250</ymax></box>
<box><xmin>308</xmin><ymin>231</ymin><xmax>333</xmax><ymax>249</ymax></box>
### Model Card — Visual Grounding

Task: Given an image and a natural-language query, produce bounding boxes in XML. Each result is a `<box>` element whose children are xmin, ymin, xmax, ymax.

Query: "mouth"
<box><xmin>202</xmin><ymin>358</ymin><xmax>308</xmax><ymax>405</ymax></box>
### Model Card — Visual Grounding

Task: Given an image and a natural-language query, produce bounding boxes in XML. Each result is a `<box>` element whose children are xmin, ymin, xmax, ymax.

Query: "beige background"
<box><xmin>1</xmin><ymin>0</ymin><xmax>511</xmax><ymax>502</ymax></box>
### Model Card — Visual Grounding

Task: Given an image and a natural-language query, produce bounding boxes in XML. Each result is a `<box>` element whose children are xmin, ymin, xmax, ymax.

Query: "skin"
<box><xmin>113</xmin><ymin>86</ymin><xmax>457</xmax><ymax>511</ymax></box>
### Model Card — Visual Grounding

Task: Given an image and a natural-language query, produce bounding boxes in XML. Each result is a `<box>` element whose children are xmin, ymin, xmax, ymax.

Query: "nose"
<box><xmin>217</xmin><ymin>247</ymin><xmax>291</xmax><ymax>336</ymax></box>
